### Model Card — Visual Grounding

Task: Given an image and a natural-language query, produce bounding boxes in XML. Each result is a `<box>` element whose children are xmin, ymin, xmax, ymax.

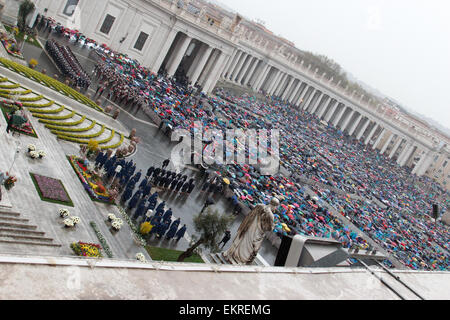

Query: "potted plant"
<box><xmin>28</xmin><ymin>58</ymin><xmax>38</xmax><ymax>69</ymax></box>
<box><xmin>27</xmin><ymin>144</ymin><xmax>36</xmax><ymax>152</ymax></box>
<box><xmin>64</xmin><ymin>217</ymin><xmax>75</xmax><ymax>228</ymax></box>
<box><xmin>107</xmin><ymin>213</ymin><xmax>116</xmax><ymax>221</ymax></box>
<box><xmin>38</xmin><ymin>150</ymin><xmax>46</xmax><ymax>159</ymax></box>
<box><xmin>59</xmin><ymin>208</ymin><xmax>70</xmax><ymax>218</ymax></box>
<box><xmin>136</xmin><ymin>253</ymin><xmax>147</xmax><ymax>263</ymax></box>
<box><xmin>72</xmin><ymin>216</ymin><xmax>81</xmax><ymax>225</ymax></box>
<box><xmin>111</xmin><ymin>218</ymin><xmax>123</xmax><ymax>231</ymax></box>
<box><xmin>29</xmin><ymin>151</ymin><xmax>39</xmax><ymax>159</ymax></box>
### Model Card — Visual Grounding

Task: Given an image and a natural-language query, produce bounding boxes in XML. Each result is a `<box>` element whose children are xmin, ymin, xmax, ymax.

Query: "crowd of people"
<box><xmin>94</xmin><ymin>152</ymin><xmax>188</xmax><ymax>241</ymax></box>
<box><xmin>45</xmin><ymin>38</ymin><xmax>91</xmax><ymax>89</ymax></box>
<box><xmin>35</xmin><ymin>16</ymin><xmax>450</xmax><ymax>270</ymax></box>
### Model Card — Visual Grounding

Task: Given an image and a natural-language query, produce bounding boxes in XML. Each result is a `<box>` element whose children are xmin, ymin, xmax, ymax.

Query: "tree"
<box><xmin>177</xmin><ymin>207</ymin><xmax>234</xmax><ymax>262</ymax></box>
<box><xmin>18</xmin><ymin>0</ymin><xmax>35</xmax><ymax>31</ymax></box>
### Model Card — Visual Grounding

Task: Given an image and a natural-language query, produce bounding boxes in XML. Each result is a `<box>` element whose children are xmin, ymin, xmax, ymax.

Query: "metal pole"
<box><xmin>374</xmin><ymin>260</ymin><xmax>425</xmax><ymax>300</ymax></box>
<box><xmin>357</xmin><ymin>259</ymin><xmax>405</xmax><ymax>300</ymax></box>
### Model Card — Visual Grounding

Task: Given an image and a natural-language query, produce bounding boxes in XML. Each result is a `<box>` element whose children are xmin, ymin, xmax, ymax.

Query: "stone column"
<box><xmin>397</xmin><ymin>143</ymin><xmax>413</xmax><ymax>166</ymax></box>
<box><xmin>380</xmin><ymin>133</ymin><xmax>394</xmax><ymax>154</ymax></box>
<box><xmin>243</xmin><ymin>58</ymin><xmax>259</xmax><ymax>86</ymax></box>
<box><xmin>364</xmin><ymin>123</ymin><xmax>378</xmax><ymax>145</ymax></box>
<box><xmin>295</xmin><ymin>84</ymin><xmax>309</xmax><ymax>106</ymax></box>
<box><xmin>187</xmin><ymin>44</ymin><xmax>206</xmax><ymax>80</ymax></box>
<box><xmin>151</xmin><ymin>29</ymin><xmax>179</xmax><ymax>73</ymax></box>
<box><xmin>204</xmin><ymin>52</ymin><xmax>227</xmax><ymax>93</ymax></box>
<box><xmin>414</xmin><ymin>151</ymin><xmax>434</xmax><ymax>176</ymax></box>
<box><xmin>270</xmin><ymin>71</ymin><xmax>283</xmax><ymax>96</ymax></box>
<box><xmin>325</xmin><ymin>100</ymin><xmax>339</xmax><ymax>123</ymax></box>
<box><xmin>190</xmin><ymin>46</ymin><xmax>214</xmax><ymax>85</ymax></box>
<box><xmin>302</xmin><ymin>88</ymin><xmax>317</xmax><ymax>110</ymax></box>
<box><xmin>317</xmin><ymin>96</ymin><xmax>332</xmax><ymax>119</ymax></box>
<box><xmin>348</xmin><ymin>113</ymin><xmax>362</xmax><ymax>136</ymax></box>
<box><xmin>282</xmin><ymin>77</ymin><xmax>295</xmax><ymax>100</ymax></box>
<box><xmin>417</xmin><ymin>151</ymin><xmax>433</xmax><ymax>176</ymax></box>
<box><xmin>333</xmin><ymin>105</ymin><xmax>347</xmax><ymax>127</ymax></box>
<box><xmin>267</xmin><ymin>70</ymin><xmax>282</xmax><ymax>95</ymax></box>
<box><xmin>227</xmin><ymin>51</ymin><xmax>242</xmax><ymax>80</ymax></box>
<box><xmin>288</xmin><ymin>81</ymin><xmax>302</xmax><ymax>103</ymax></box>
<box><xmin>167</xmin><ymin>35</ymin><xmax>192</xmax><ymax>77</ymax></box>
<box><xmin>274</xmin><ymin>73</ymin><xmax>286</xmax><ymax>96</ymax></box>
<box><xmin>237</xmin><ymin>55</ymin><xmax>253</xmax><ymax>84</ymax></box>
<box><xmin>253</xmin><ymin>64</ymin><xmax>270</xmax><ymax>91</ymax></box>
<box><xmin>232</xmin><ymin>52</ymin><xmax>248</xmax><ymax>82</ymax></box>
<box><xmin>221</xmin><ymin>49</ymin><xmax>236</xmax><ymax>78</ymax></box>
<box><xmin>356</xmin><ymin>118</ymin><xmax>371</xmax><ymax>140</ymax></box>
<box><xmin>310</xmin><ymin>92</ymin><xmax>324</xmax><ymax>114</ymax></box>
<box><xmin>372</xmin><ymin>128</ymin><xmax>386</xmax><ymax>150</ymax></box>
<box><xmin>341</xmin><ymin>109</ymin><xmax>355</xmax><ymax>131</ymax></box>
<box><xmin>388</xmin><ymin>137</ymin><xmax>403</xmax><ymax>159</ymax></box>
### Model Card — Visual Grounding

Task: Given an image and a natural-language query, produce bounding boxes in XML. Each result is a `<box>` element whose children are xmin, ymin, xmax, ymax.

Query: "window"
<box><xmin>63</xmin><ymin>0</ymin><xmax>79</xmax><ymax>16</ymax></box>
<box><xmin>133</xmin><ymin>32</ymin><xmax>149</xmax><ymax>51</ymax></box>
<box><xmin>100</xmin><ymin>14</ymin><xmax>116</xmax><ymax>35</ymax></box>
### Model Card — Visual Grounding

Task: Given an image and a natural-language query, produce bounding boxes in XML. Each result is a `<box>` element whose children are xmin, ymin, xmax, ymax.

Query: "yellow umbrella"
<box><xmin>223</xmin><ymin>178</ymin><xmax>230</xmax><ymax>185</ymax></box>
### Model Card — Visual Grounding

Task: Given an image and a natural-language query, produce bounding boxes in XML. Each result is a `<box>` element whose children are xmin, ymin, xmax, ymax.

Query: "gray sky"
<box><xmin>222</xmin><ymin>0</ymin><xmax>450</xmax><ymax>129</ymax></box>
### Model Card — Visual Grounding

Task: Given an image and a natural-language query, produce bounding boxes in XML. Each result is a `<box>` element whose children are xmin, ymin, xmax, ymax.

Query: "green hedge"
<box><xmin>45</xmin><ymin>119</ymin><xmax>95</xmax><ymax>132</ymax></box>
<box><xmin>32</xmin><ymin>110</ymin><xmax>76</xmax><ymax>120</ymax></box>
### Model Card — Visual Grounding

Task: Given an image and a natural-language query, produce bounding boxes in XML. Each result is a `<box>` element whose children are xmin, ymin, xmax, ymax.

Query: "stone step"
<box><xmin>0</xmin><ymin>227</ymin><xmax>45</xmax><ymax>236</ymax></box>
<box><xmin>0</xmin><ymin>222</ymin><xmax>37</xmax><ymax>230</ymax></box>
<box><xmin>209</xmin><ymin>254</ymin><xmax>223</xmax><ymax>264</ymax></box>
<box><xmin>216</xmin><ymin>253</ymin><xmax>230</xmax><ymax>265</ymax></box>
<box><xmin>0</xmin><ymin>211</ymin><xmax>21</xmax><ymax>217</ymax></box>
<box><xmin>0</xmin><ymin>239</ymin><xmax>61</xmax><ymax>247</ymax></box>
<box><xmin>0</xmin><ymin>233</ymin><xmax>54</xmax><ymax>242</ymax></box>
<box><xmin>0</xmin><ymin>216</ymin><xmax>29</xmax><ymax>223</ymax></box>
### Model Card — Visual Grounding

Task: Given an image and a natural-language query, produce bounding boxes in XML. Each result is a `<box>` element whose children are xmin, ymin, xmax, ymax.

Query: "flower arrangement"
<box><xmin>29</xmin><ymin>150</ymin><xmax>39</xmax><ymax>159</ymax></box>
<box><xmin>111</xmin><ymin>218</ymin><xmax>123</xmax><ymax>230</ymax></box>
<box><xmin>71</xmin><ymin>241</ymin><xmax>103</xmax><ymax>258</ymax></box>
<box><xmin>28</xmin><ymin>58</ymin><xmax>38</xmax><ymax>69</ymax></box>
<box><xmin>59</xmin><ymin>208</ymin><xmax>70</xmax><ymax>218</ymax></box>
<box><xmin>72</xmin><ymin>216</ymin><xmax>81</xmax><ymax>225</ymax></box>
<box><xmin>136</xmin><ymin>253</ymin><xmax>147</xmax><ymax>263</ymax></box>
<box><xmin>4</xmin><ymin>176</ymin><xmax>17</xmax><ymax>190</ymax></box>
<box><xmin>117</xmin><ymin>205</ymin><xmax>146</xmax><ymax>247</ymax></box>
<box><xmin>140</xmin><ymin>222</ymin><xmax>152</xmax><ymax>235</ymax></box>
<box><xmin>90</xmin><ymin>221</ymin><xmax>113</xmax><ymax>258</ymax></box>
<box><xmin>64</xmin><ymin>217</ymin><xmax>74</xmax><ymax>227</ymax></box>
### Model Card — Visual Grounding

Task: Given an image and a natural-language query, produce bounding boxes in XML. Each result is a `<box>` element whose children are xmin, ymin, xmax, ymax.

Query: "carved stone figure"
<box><xmin>223</xmin><ymin>197</ymin><xmax>278</xmax><ymax>265</ymax></box>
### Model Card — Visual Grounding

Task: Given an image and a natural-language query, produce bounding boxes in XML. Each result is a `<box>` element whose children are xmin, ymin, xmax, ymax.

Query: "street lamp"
<box><xmin>109</xmin><ymin>165</ymin><xmax>122</xmax><ymax>187</ymax></box>
<box><xmin>9</xmin><ymin>142</ymin><xmax>21</xmax><ymax>172</ymax></box>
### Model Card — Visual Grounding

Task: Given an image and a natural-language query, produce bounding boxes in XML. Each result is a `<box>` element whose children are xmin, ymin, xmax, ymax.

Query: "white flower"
<box><xmin>112</xmin><ymin>220</ymin><xmax>122</xmax><ymax>230</ymax></box>
<box><xmin>87</xmin><ymin>163</ymin><xmax>96</xmax><ymax>173</ymax></box>
<box><xmin>97</xmin><ymin>167</ymin><xmax>106</xmax><ymax>177</ymax></box>
<box><xmin>28</xmin><ymin>144</ymin><xmax>36</xmax><ymax>151</ymax></box>
<box><xmin>107</xmin><ymin>213</ymin><xmax>116</xmax><ymax>220</ymax></box>
<box><xmin>136</xmin><ymin>253</ymin><xmax>146</xmax><ymax>262</ymax></box>
<box><xmin>64</xmin><ymin>218</ymin><xmax>74</xmax><ymax>227</ymax></box>
<box><xmin>37</xmin><ymin>150</ymin><xmax>46</xmax><ymax>157</ymax></box>
<box><xmin>30</xmin><ymin>151</ymin><xmax>39</xmax><ymax>158</ymax></box>
<box><xmin>72</xmin><ymin>216</ymin><xmax>81</xmax><ymax>224</ymax></box>
<box><xmin>59</xmin><ymin>208</ymin><xmax>70</xmax><ymax>218</ymax></box>
<box><xmin>113</xmin><ymin>218</ymin><xmax>123</xmax><ymax>226</ymax></box>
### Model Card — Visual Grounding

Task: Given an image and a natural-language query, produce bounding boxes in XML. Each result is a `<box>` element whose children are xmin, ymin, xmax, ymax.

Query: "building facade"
<box><xmin>3</xmin><ymin>0</ymin><xmax>450</xmax><ymax>189</ymax></box>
